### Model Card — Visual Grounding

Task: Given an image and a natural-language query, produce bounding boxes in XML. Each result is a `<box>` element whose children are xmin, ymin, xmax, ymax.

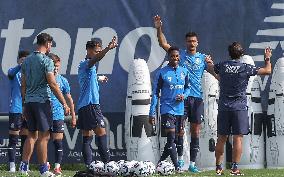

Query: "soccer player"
<box><xmin>19</xmin><ymin>33</ymin><xmax>70</xmax><ymax>177</ymax></box>
<box><xmin>153</xmin><ymin>15</ymin><xmax>214</xmax><ymax>172</ymax></box>
<box><xmin>7</xmin><ymin>50</ymin><xmax>30</xmax><ymax>172</ymax></box>
<box><xmin>149</xmin><ymin>46</ymin><xmax>190</xmax><ymax>172</ymax></box>
<box><xmin>77</xmin><ymin>37</ymin><xmax>117</xmax><ymax>168</ymax></box>
<box><xmin>48</xmin><ymin>53</ymin><xmax>76</xmax><ymax>175</ymax></box>
<box><xmin>213</xmin><ymin>42</ymin><xmax>272</xmax><ymax>175</ymax></box>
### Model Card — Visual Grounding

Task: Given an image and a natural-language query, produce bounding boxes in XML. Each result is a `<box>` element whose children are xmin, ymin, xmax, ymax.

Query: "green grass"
<box><xmin>1</xmin><ymin>169</ymin><xmax>284</xmax><ymax>177</ymax></box>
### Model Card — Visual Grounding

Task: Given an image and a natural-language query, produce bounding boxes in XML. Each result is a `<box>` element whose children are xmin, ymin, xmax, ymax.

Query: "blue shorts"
<box><xmin>24</xmin><ymin>101</ymin><xmax>53</xmax><ymax>132</ymax></box>
<box><xmin>161</xmin><ymin>114</ymin><xmax>185</xmax><ymax>136</ymax></box>
<box><xmin>184</xmin><ymin>96</ymin><xmax>204</xmax><ymax>124</ymax></box>
<box><xmin>9</xmin><ymin>113</ymin><xmax>27</xmax><ymax>131</ymax></box>
<box><xmin>78</xmin><ymin>104</ymin><xmax>105</xmax><ymax>130</ymax></box>
<box><xmin>217</xmin><ymin>110</ymin><xmax>249</xmax><ymax>135</ymax></box>
<box><xmin>51</xmin><ymin>120</ymin><xmax>64</xmax><ymax>133</ymax></box>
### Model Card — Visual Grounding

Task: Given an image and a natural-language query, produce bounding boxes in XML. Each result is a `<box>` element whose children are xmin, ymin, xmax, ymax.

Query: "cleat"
<box><xmin>18</xmin><ymin>171</ymin><xmax>29</xmax><ymax>177</ymax></box>
<box><xmin>177</xmin><ymin>160</ymin><xmax>185</xmax><ymax>168</ymax></box>
<box><xmin>216</xmin><ymin>168</ymin><xmax>224</xmax><ymax>176</ymax></box>
<box><xmin>53</xmin><ymin>167</ymin><xmax>62</xmax><ymax>176</ymax></box>
<box><xmin>176</xmin><ymin>167</ymin><xmax>184</xmax><ymax>174</ymax></box>
<box><xmin>188</xmin><ymin>164</ymin><xmax>201</xmax><ymax>173</ymax></box>
<box><xmin>230</xmin><ymin>169</ymin><xmax>244</xmax><ymax>176</ymax></box>
<box><xmin>40</xmin><ymin>171</ymin><xmax>55</xmax><ymax>177</ymax></box>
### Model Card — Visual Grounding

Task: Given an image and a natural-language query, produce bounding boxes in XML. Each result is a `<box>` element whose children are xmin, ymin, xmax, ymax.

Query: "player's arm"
<box><xmin>65</xmin><ymin>93</ymin><xmax>76</xmax><ymax>128</ymax></box>
<box><xmin>21</xmin><ymin>71</ymin><xmax>27</xmax><ymax>104</ymax></box>
<box><xmin>205</xmin><ymin>55</ymin><xmax>219</xmax><ymax>80</ymax></box>
<box><xmin>88</xmin><ymin>36</ymin><xmax>118</xmax><ymax>68</ymax></box>
<box><xmin>183</xmin><ymin>71</ymin><xmax>191</xmax><ymax>99</ymax></box>
<box><xmin>46</xmin><ymin>73</ymin><xmax>70</xmax><ymax>115</ymax></box>
<box><xmin>8</xmin><ymin>65</ymin><xmax>21</xmax><ymax>80</ymax></box>
<box><xmin>213</xmin><ymin>63</ymin><xmax>221</xmax><ymax>81</ymax></box>
<box><xmin>154</xmin><ymin>15</ymin><xmax>171</xmax><ymax>51</ymax></box>
<box><xmin>149</xmin><ymin>72</ymin><xmax>163</xmax><ymax>125</ymax></box>
<box><xmin>257</xmin><ymin>47</ymin><xmax>272</xmax><ymax>75</ymax></box>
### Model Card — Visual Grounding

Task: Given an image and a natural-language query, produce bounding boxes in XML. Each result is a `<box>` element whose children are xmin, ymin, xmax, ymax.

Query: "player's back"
<box><xmin>22</xmin><ymin>52</ymin><xmax>54</xmax><ymax>103</ymax></box>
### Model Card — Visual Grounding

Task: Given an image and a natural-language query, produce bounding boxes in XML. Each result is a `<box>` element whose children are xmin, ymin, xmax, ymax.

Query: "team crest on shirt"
<box><xmin>167</xmin><ymin>77</ymin><xmax>172</xmax><ymax>82</ymax></box>
<box><xmin>195</xmin><ymin>57</ymin><xmax>201</xmax><ymax>65</ymax></box>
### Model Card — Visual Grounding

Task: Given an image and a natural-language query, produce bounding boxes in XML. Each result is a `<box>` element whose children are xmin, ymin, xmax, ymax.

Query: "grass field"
<box><xmin>1</xmin><ymin>169</ymin><xmax>284</xmax><ymax>177</ymax></box>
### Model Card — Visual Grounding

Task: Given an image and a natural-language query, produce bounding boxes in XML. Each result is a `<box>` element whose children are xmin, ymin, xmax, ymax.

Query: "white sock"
<box><xmin>9</xmin><ymin>162</ymin><xmax>15</xmax><ymax>168</ymax></box>
<box><xmin>178</xmin><ymin>156</ymin><xmax>183</xmax><ymax>161</ymax></box>
<box><xmin>190</xmin><ymin>161</ymin><xmax>195</xmax><ymax>166</ymax></box>
<box><xmin>55</xmin><ymin>163</ymin><xmax>61</xmax><ymax>169</ymax></box>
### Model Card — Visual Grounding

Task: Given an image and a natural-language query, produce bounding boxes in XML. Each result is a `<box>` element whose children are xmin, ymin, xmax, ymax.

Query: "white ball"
<box><xmin>89</xmin><ymin>160</ymin><xmax>104</xmax><ymax>174</ymax></box>
<box><xmin>104</xmin><ymin>161</ymin><xmax>119</xmax><ymax>176</ymax></box>
<box><xmin>156</xmin><ymin>160</ymin><xmax>175</xmax><ymax>176</ymax></box>
<box><xmin>143</xmin><ymin>161</ymin><xmax>156</xmax><ymax>175</ymax></box>
<box><xmin>132</xmin><ymin>161</ymin><xmax>149</xmax><ymax>177</ymax></box>
<box><xmin>120</xmin><ymin>161</ymin><xmax>136</xmax><ymax>176</ymax></box>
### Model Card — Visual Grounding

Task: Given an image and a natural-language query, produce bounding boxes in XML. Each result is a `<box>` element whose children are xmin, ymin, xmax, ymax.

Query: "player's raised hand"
<box><xmin>153</xmin><ymin>15</ymin><xmax>162</xmax><ymax>29</ymax></box>
<box><xmin>98</xmin><ymin>75</ymin><xmax>108</xmax><ymax>83</ymax></box>
<box><xmin>108</xmin><ymin>36</ymin><xmax>118</xmax><ymax>50</ymax></box>
<box><xmin>264</xmin><ymin>47</ymin><xmax>272</xmax><ymax>61</ymax></box>
<box><xmin>149</xmin><ymin>117</ymin><xmax>156</xmax><ymax>125</ymax></box>
<box><xmin>205</xmin><ymin>55</ymin><xmax>214</xmax><ymax>65</ymax></box>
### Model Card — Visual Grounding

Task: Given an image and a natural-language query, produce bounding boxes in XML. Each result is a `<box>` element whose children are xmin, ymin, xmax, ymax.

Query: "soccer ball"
<box><xmin>132</xmin><ymin>161</ymin><xmax>149</xmax><ymax>177</ymax></box>
<box><xmin>89</xmin><ymin>160</ymin><xmax>104</xmax><ymax>174</ymax></box>
<box><xmin>156</xmin><ymin>160</ymin><xmax>175</xmax><ymax>176</ymax></box>
<box><xmin>104</xmin><ymin>161</ymin><xmax>119</xmax><ymax>176</ymax></box>
<box><xmin>119</xmin><ymin>160</ymin><xmax>137</xmax><ymax>176</ymax></box>
<box><xmin>143</xmin><ymin>161</ymin><xmax>156</xmax><ymax>175</ymax></box>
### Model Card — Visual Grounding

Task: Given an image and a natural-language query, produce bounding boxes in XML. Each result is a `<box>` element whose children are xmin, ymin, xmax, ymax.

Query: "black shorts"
<box><xmin>217</xmin><ymin>110</ymin><xmax>249</xmax><ymax>135</ymax></box>
<box><xmin>184</xmin><ymin>96</ymin><xmax>204</xmax><ymax>124</ymax></box>
<box><xmin>24</xmin><ymin>101</ymin><xmax>53</xmax><ymax>132</ymax></box>
<box><xmin>77</xmin><ymin>104</ymin><xmax>105</xmax><ymax>130</ymax></box>
<box><xmin>161</xmin><ymin>113</ymin><xmax>185</xmax><ymax>133</ymax></box>
<box><xmin>9</xmin><ymin>113</ymin><xmax>27</xmax><ymax>131</ymax></box>
<box><xmin>51</xmin><ymin>120</ymin><xmax>65</xmax><ymax>133</ymax></box>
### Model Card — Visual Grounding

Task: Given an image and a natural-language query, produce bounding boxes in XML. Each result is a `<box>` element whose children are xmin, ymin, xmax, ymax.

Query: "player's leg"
<box><xmin>215</xmin><ymin>111</ymin><xmax>230</xmax><ymax>176</ymax></box>
<box><xmin>187</xmin><ymin>97</ymin><xmax>203</xmax><ymax>173</ymax></box>
<box><xmin>93</xmin><ymin>105</ymin><xmax>109</xmax><ymax>163</ymax></box>
<box><xmin>8</xmin><ymin>113</ymin><xmax>21</xmax><ymax>172</ymax></box>
<box><xmin>34</xmin><ymin>101</ymin><xmax>54</xmax><ymax>176</ymax></box>
<box><xmin>230</xmin><ymin>110</ymin><xmax>249</xmax><ymax>176</ymax></box>
<box><xmin>159</xmin><ymin>114</ymin><xmax>178</xmax><ymax>169</ymax></box>
<box><xmin>51</xmin><ymin>120</ymin><xmax>64</xmax><ymax>175</ymax></box>
<box><xmin>78</xmin><ymin>105</ymin><xmax>95</xmax><ymax>168</ymax></box>
<box><xmin>175</xmin><ymin>115</ymin><xmax>185</xmax><ymax>169</ymax></box>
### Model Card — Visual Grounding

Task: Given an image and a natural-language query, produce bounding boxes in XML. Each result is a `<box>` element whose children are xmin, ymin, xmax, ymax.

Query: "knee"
<box><xmin>95</xmin><ymin>127</ymin><xmax>106</xmax><ymax>136</ymax></box>
<box><xmin>53</xmin><ymin>139</ymin><xmax>63</xmax><ymax>150</ymax></box>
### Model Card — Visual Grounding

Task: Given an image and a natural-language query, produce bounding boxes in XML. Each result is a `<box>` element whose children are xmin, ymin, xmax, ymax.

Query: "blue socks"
<box><xmin>8</xmin><ymin>134</ymin><xmax>19</xmax><ymax>163</ymax></box>
<box><xmin>231</xmin><ymin>162</ymin><xmax>238</xmax><ymax>170</ymax></box>
<box><xmin>53</xmin><ymin>139</ymin><xmax>63</xmax><ymax>164</ymax></box>
<box><xmin>96</xmin><ymin>134</ymin><xmax>110</xmax><ymax>163</ymax></box>
<box><xmin>82</xmin><ymin>136</ymin><xmax>93</xmax><ymax>166</ymax></box>
<box><xmin>190</xmin><ymin>137</ymin><xmax>199</xmax><ymax>162</ymax></box>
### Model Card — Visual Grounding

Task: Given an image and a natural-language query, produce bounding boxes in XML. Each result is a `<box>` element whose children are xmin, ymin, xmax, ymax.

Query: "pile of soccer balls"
<box><xmin>89</xmin><ymin>160</ymin><xmax>175</xmax><ymax>176</ymax></box>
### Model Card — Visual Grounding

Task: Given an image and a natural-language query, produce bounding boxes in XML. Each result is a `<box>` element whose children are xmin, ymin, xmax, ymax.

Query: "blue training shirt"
<box><xmin>51</xmin><ymin>74</ymin><xmax>71</xmax><ymax>120</ymax></box>
<box><xmin>149</xmin><ymin>65</ymin><xmax>191</xmax><ymax>117</ymax></box>
<box><xmin>77</xmin><ymin>59</ymin><xmax>99</xmax><ymax>110</ymax></box>
<box><xmin>21</xmin><ymin>52</ymin><xmax>54</xmax><ymax>103</ymax></box>
<box><xmin>179</xmin><ymin>50</ymin><xmax>207</xmax><ymax>98</ymax></box>
<box><xmin>8</xmin><ymin>65</ymin><xmax>22</xmax><ymax>113</ymax></box>
<box><xmin>214</xmin><ymin>60</ymin><xmax>259</xmax><ymax>111</ymax></box>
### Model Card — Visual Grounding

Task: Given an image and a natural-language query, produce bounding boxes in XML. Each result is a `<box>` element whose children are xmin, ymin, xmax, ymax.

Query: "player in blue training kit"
<box><xmin>77</xmin><ymin>37</ymin><xmax>117</xmax><ymax>168</ymax></box>
<box><xmin>149</xmin><ymin>46</ymin><xmax>190</xmax><ymax>173</ymax></box>
<box><xmin>19</xmin><ymin>33</ymin><xmax>70</xmax><ymax>177</ymax></box>
<box><xmin>7</xmin><ymin>50</ymin><xmax>30</xmax><ymax>173</ymax></box>
<box><xmin>48</xmin><ymin>53</ymin><xmax>76</xmax><ymax>176</ymax></box>
<box><xmin>154</xmin><ymin>15</ymin><xmax>215</xmax><ymax>172</ymax></box>
<box><xmin>213</xmin><ymin>42</ymin><xmax>272</xmax><ymax>176</ymax></box>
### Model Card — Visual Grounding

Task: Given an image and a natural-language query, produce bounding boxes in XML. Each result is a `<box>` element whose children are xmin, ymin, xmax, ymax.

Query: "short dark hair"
<box><xmin>48</xmin><ymin>53</ymin><xmax>61</xmax><ymax>63</ymax></box>
<box><xmin>168</xmin><ymin>46</ymin><xmax>179</xmax><ymax>55</ymax></box>
<box><xmin>228</xmin><ymin>42</ymin><xmax>244</xmax><ymax>59</ymax></box>
<box><xmin>86</xmin><ymin>39</ymin><xmax>102</xmax><ymax>49</ymax></box>
<box><xmin>185</xmin><ymin>32</ymin><xmax>198</xmax><ymax>39</ymax></box>
<box><xmin>36</xmin><ymin>33</ymin><xmax>53</xmax><ymax>45</ymax></box>
<box><xmin>18</xmin><ymin>50</ymin><xmax>30</xmax><ymax>59</ymax></box>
